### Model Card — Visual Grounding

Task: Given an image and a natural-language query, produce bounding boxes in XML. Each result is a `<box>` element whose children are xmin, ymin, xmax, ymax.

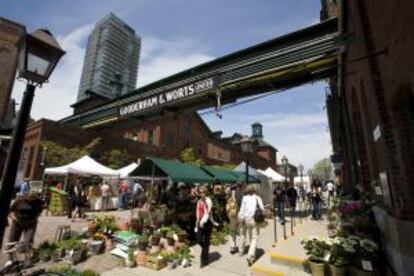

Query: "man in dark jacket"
<box><xmin>7</xmin><ymin>192</ymin><xmax>43</xmax><ymax>255</ymax></box>
<box><xmin>273</xmin><ymin>186</ymin><xmax>286</xmax><ymax>224</ymax></box>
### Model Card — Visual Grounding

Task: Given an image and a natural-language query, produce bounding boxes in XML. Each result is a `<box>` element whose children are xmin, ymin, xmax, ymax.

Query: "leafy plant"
<box><xmin>300</xmin><ymin>236</ymin><xmax>330</xmax><ymax>262</ymax></box>
<box><xmin>210</xmin><ymin>228</ymin><xmax>228</xmax><ymax>246</ymax></box>
<box><xmin>95</xmin><ymin>214</ymin><xmax>118</xmax><ymax>233</ymax></box>
<box><xmin>128</xmin><ymin>248</ymin><xmax>135</xmax><ymax>262</ymax></box>
<box><xmin>58</xmin><ymin>238</ymin><xmax>82</xmax><ymax>251</ymax></box>
<box><xmin>180</xmin><ymin>147</ymin><xmax>204</xmax><ymax>166</ymax></box>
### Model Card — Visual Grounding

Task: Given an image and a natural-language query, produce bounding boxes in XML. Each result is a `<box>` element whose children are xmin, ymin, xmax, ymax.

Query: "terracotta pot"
<box><xmin>167</xmin><ymin>237</ymin><xmax>175</xmax><ymax>246</ymax></box>
<box><xmin>329</xmin><ymin>264</ymin><xmax>346</xmax><ymax>276</ymax></box>
<box><xmin>150</xmin><ymin>245</ymin><xmax>160</xmax><ymax>254</ymax></box>
<box><xmin>309</xmin><ymin>260</ymin><xmax>325</xmax><ymax>276</ymax></box>
<box><xmin>350</xmin><ymin>267</ymin><xmax>373</xmax><ymax>276</ymax></box>
<box><xmin>136</xmin><ymin>250</ymin><xmax>147</xmax><ymax>266</ymax></box>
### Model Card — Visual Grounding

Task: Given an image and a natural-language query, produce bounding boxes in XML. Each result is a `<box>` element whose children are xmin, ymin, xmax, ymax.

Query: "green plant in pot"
<box><xmin>350</xmin><ymin>236</ymin><xmax>377</xmax><ymax>276</ymax></box>
<box><xmin>328</xmin><ymin>237</ymin><xmax>353</xmax><ymax>276</ymax></box>
<box><xmin>138</xmin><ymin>234</ymin><xmax>149</xmax><ymax>251</ymax></box>
<box><xmin>301</xmin><ymin>236</ymin><xmax>329</xmax><ymax>276</ymax></box>
<box><xmin>166</xmin><ymin>230</ymin><xmax>176</xmax><ymax>247</ymax></box>
<box><xmin>160</xmin><ymin>226</ymin><xmax>171</xmax><ymax>238</ymax></box>
<box><xmin>60</xmin><ymin>238</ymin><xmax>83</xmax><ymax>264</ymax></box>
<box><xmin>38</xmin><ymin>241</ymin><xmax>53</xmax><ymax>262</ymax></box>
<box><xmin>126</xmin><ymin>248</ymin><xmax>136</xmax><ymax>268</ymax></box>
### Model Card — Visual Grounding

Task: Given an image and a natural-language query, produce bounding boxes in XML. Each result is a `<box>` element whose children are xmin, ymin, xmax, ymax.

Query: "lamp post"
<box><xmin>281</xmin><ymin>155</ymin><xmax>289</xmax><ymax>187</ymax></box>
<box><xmin>298</xmin><ymin>163</ymin><xmax>304</xmax><ymax>223</ymax></box>
<box><xmin>0</xmin><ymin>29</ymin><xmax>65</xmax><ymax>247</ymax></box>
<box><xmin>240</xmin><ymin>136</ymin><xmax>254</xmax><ymax>185</ymax></box>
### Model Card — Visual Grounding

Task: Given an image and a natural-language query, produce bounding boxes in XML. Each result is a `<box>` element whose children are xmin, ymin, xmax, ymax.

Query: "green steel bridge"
<box><xmin>61</xmin><ymin>17</ymin><xmax>339</xmax><ymax>128</ymax></box>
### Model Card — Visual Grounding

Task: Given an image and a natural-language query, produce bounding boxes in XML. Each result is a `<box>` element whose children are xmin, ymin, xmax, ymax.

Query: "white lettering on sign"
<box><xmin>373</xmin><ymin>125</ymin><xmax>381</xmax><ymax>141</ymax></box>
<box><xmin>119</xmin><ymin>78</ymin><xmax>215</xmax><ymax>117</ymax></box>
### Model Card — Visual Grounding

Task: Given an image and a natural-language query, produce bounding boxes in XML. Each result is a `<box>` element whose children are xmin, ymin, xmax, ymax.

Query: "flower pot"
<box><xmin>69</xmin><ymin>249</ymin><xmax>83</xmax><ymax>265</ymax></box>
<box><xmin>88</xmin><ymin>240</ymin><xmax>103</xmax><ymax>255</ymax></box>
<box><xmin>350</xmin><ymin>267</ymin><xmax>373</xmax><ymax>276</ymax></box>
<box><xmin>136</xmin><ymin>250</ymin><xmax>147</xmax><ymax>266</ymax></box>
<box><xmin>151</xmin><ymin>236</ymin><xmax>161</xmax><ymax>246</ymax></box>
<box><xmin>51</xmin><ymin>251</ymin><xmax>60</xmax><ymax>262</ymax></box>
<box><xmin>126</xmin><ymin>258</ymin><xmax>136</xmax><ymax>268</ymax></box>
<box><xmin>150</xmin><ymin>245</ymin><xmax>160</xmax><ymax>254</ymax></box>
<box><xmin>329</xmin><ymin>264</ymin><xmax>346</xmax><ymax>276</ymax></box>
<box><xmin>167</xmin><ymin>237</ymin><xmax>175</xmax><ymax>246</ymax></box>
<box><xmin>309</xmin><ymin>260</ymin><xmax>325</xmax><ymax>276</ymax></box>
<box><xmin>39</xmin><ymin>250</ymin><xmax>51</xmax><ymax>262</ymax></box>
<box><xmin>167</xmin><ymin>261</ymin><xmax>175</xmax><ymax>270</ymax></box>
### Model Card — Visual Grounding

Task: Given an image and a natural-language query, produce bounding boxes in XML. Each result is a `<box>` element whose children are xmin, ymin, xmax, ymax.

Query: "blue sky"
<box><xmin>3</xmin><ymin>0</ymin><xmax>332</xmax><ymax>170</ymax></box>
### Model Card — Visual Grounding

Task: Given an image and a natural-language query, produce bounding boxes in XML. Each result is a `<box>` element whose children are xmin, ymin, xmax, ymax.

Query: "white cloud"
<box><xmin>11</xmin><ymin>24</ymin><xmax>93</xmax><ymax>120</ymax></box>
<box><xmin>138</xmin><ymin>36</ymin><xmax>214</xmax><ymax>87</ymax></box>
<box><xmin>202</xmin><ymin>110</ymin><xmax>332</xmax><ymax>171</ymax></box>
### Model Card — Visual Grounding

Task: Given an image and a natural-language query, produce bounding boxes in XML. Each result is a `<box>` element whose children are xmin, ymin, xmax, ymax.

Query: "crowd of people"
<box><xmin>272</xmin><ymin>179</ymin><xmax>339</xmax><ymax>224</ymax></box>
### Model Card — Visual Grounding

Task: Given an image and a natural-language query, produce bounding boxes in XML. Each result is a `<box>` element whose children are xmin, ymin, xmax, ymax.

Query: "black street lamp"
<box><xmin>0</xmin><ymin>29</ymin><xmax>65</xmax><ymax>247</ymax></box>
<box><xmin>240</xmin><ymin>136</ymin><xmax>254</xmax><ymax>185</ymax></box>
<box><xmin>298</xmin><ymin>163</ymin><xmax>304</xmax><ymax>186</ymax></box>
<box><xmin>281</xmin><ymin>155</ymin><xmax>289</xmax><ymax>187</ymax></box>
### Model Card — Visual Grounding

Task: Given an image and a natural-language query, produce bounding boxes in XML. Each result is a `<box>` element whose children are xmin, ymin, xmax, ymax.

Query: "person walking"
<box><xmin>226</xmin><ymin>185</ymin><xmax>239</xmax><ymax>254</ymax></box>
<box><xmin>286</xmin><ymin>183</ymin><xmax>298</xmax><ymax>214</ymax></box>
<box><xmin>195</xmin><ymin>186</ymin><xmax>213</xmax><ymax>268</ymax></box>
<box><xmin>132</xmin><ymin>180</ymin><xmax>144</xmax><ymax>208</ymax></box>
<box><xmin>311</xmin><ymin>184</ymin><xmax>323</xmax><ymax>219</ymax></box>
<box><xmin>326</xmin><ymin>181</ymin><xmax>335</xmax><ymax>207</ymax></box>
<box><xmin>238</xmin><ymin>185</ymin><xmax>264</xmax><ymax>266</ymax></box>
<box><xmin>6</xmin><ymin>192</ymin><xmax>43</xmax><ymax>262</ymax></box>
<box><xmin>273</xmin><ymin>186</ymin><xmax>286</xmax><ymax>224</ymax></box>
<box><xmin>118</xmin><ymin>181</ymin><xmax>129</xmax><ymax>210</ymax></box>
<box><xmin>71</xmin><ymin>179</ymin><xmax>85</xmax><ymax>221</ymax></box>
<box><xmin>100</xmin><ymin>181</ymin><xmax>111</xmax><ymax>211</ymax></box>
<box><xmin>18</xmin><ymin>178</ymin><xmax>31</xmax><ymax>197</ymax></box>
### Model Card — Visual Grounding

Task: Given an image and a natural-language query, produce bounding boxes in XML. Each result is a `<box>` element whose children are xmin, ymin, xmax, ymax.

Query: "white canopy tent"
<box><xmin>116</xmin><ymin>162</ymin><xmax>139</xmax><ymax>178</ymax></box>
<box><xmin>44</xmin><ymin>155</ymin><xmax>119</xmax><ymax>177</ymax></box>
<box><xmin>262</xmin><ymin>167</ymin><xmax>285</xmax><ymax>182</ymax></box>
<box><xmin>233</xmin><ymin>161</ymin><xmax>260</xmax><ymax>177</ymax></box>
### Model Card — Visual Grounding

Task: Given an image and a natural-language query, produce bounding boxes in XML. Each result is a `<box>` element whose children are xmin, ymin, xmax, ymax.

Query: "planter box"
<box><xmin>146</xmin><ymin>256</ymin><xmax>166</xmax><ymax>271</ymax></box>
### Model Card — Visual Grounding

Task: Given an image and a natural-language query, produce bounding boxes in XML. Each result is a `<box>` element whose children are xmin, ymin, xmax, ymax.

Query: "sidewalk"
<box><xmin>102</xmin><ymin>219</ymin><xmax>277</xmax><ymax>276</ymax></box>
<box><xmin>251</xmin><ymin>213</ymin><xmax>328</xmax><ymax>276</ymax></box>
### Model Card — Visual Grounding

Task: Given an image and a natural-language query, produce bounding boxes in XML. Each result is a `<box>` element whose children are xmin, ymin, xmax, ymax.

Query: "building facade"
<box><xmin>19</xmin><ymin>113</ymin><xmax>278</xmax><ymax>182</ymax></box>
<box><xmin>0</xmin><ymin>17</ymin><xmax>25</xmax><ymax>130</ymax></box>
<box><xmin>76</xmin><ymin>13</ymin><xmax>141</xmax><ymax>102</ymax></box>
<box><xmin>325</xmin><ymin>1</ymin><xmax>414</xmax><ymax>275</ymax></box>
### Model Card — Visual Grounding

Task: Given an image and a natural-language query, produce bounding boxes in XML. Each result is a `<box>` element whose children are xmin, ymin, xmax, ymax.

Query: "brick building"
<box><xmin>19</xmin><ymin>112</ymin><xmax>278</xmax><ymax>182</ymax></box>
<box><xmin>0</xmin><ymin>17</ymin><xmax>25</xmax><ymax>130</ymax></box>
<box><xmin>325</xmin><ymin>1</ymin><xmax>414</xmax><ymax>274</ymax></box>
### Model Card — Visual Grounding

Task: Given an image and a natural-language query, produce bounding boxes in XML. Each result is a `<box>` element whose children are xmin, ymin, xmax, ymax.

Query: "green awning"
<box><xmin>130</xmin><ymin>157</ymin><xmax>214</xmax><ymax>184</ymax></box>
<box><xmin>201</xmin><ymin>166</ymin><xmax>239</xmax><ymax>183</ymax></box>
<box><xmin>232</xmin><ymin>171</ymin><xmax>260</xmax><ymax>183</ymax></box>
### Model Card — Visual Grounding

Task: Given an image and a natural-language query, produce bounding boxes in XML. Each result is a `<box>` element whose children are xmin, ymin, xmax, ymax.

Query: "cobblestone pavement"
<box><xmin>0</xmin><ymin>210</ymin><xmax>132</xmax><ymax>271</ymax></box>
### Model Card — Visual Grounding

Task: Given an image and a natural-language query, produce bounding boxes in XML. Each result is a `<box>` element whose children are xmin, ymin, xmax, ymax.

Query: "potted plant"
<box><xmin>130</xmin><ymin>218</ymin><xmax>143</xmax><ymax>234</ymax></box>
<box><xmin>60</xmin><ymin>238</ymin><xmax>83</xmax><ymax>264</ymax></box>
<box><xmin>176</xmin><ymin>245</ymin><xmax>193</xmax><ymax>267</ymax></box>
<box><xmin>328</xmin><ymin>237</ymin><xmax>353</xmax><ymax>276</ymax></box>
<box><xmin>301</xmin><ymin>236</ymin><xmax>329</xmax><ymax>276</ymax></box>
<box><xmin>126</xmin><ymin>248</ymin><xmax>136</xmax><ymax>268</ymax></box>
<box><xmin>136</xmin><ymin>235</ymin><xmax>148</xmax><ymax>267</ymax></box>
<box><xmin>166</xmin><ymin>230</ymin><xmax>176</xmax><ymax>252</ymax></box>
<box><xmin>162</xmin><ymin>252</ymin><xmax>175</xmax><ymax>270</ymax></box>
<box><xmin>350</xmin><ymin>237</ymin><xmax>377</xmax><ymax>276</ymax></box>
<box><xmin>38</xmin><ymin>241</ymin><xmax>52</xmax><ymax>262</ymax></box>
<box><xmin>88</xmin><ymin>233</ymin><xmax>105</xmax><ymax>255</ymax></box>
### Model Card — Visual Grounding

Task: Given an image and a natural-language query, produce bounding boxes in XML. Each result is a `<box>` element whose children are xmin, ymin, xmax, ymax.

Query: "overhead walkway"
<box><xmin>61</xmin><ymin>18</ymin><xmax>339</xmax><ymax>128</ymax></box>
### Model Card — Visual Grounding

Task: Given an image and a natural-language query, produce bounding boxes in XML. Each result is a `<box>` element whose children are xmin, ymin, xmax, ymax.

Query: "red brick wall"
<box><xmin>342</xmin><ymin>0</ymin><xmax>414</xmax><ymax>218</ymax></box>
<box><xmin>0</xmin><ymin>18</ymin><xmax>25</xmax><ymax>127</ymax></box>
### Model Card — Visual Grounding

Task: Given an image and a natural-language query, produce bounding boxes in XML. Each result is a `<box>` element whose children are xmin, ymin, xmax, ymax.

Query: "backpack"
<box><xmin>254</xmin><ymin>196</ymin><xmax>265</xmax><ymax>223</ymax></box>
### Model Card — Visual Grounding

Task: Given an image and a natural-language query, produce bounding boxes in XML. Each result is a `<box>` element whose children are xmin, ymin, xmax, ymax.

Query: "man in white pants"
<box><xmin>238</xmin><ymin>185</ymin><xmax>265</xmax><ymax>266</ymax></box>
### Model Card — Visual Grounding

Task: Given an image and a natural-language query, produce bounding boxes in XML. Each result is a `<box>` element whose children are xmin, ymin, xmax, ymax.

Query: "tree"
<box><xmin>312</xmin><ymin>157</ymin><xmax>332</xmax><ymax>181</ymax></box>
<box><xmin>42</xmin><ymin>138</ymin><xmax>101</xmax><ymax>167</ymax></box>
<box><xmin>104</xmin><ymin>148</ymin><xmax>135</xmax><ymax>169</ymax></box>
<box><xmin>180</xmin><ymin>147</ymin><xmax>204</xmax><ymax>166</ymax></box>
<box><xmin>212</xmin><ymin>163</ymin><xmax>237</xmax><ymax>170</ymax></box>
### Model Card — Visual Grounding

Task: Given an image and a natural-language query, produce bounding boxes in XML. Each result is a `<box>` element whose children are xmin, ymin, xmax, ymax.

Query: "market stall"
<box><xmin>44</xmin><ymin>155</ymin><xmax>120</xmax><ymax>211</ymax></box>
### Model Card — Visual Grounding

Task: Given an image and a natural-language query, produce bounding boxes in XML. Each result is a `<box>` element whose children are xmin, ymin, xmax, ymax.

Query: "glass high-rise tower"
<box><xmin>77</xmin><ymin>13</ymin><xmax>141</xmax><ymax>101</ymax></box>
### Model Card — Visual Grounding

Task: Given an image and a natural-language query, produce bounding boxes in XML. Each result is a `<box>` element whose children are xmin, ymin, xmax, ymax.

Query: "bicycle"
<box><xmin>0</xmin><ymin>242</ymin><xmax>62</xmax><ymax>276</ymax></box>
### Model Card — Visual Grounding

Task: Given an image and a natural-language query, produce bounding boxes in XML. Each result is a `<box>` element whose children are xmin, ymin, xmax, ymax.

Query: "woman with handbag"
<box><xmin>195</xmin><ymin>186</ymin><xmax>214</xmax><ymax>268</ymax></box>
<box><xmin>238</xmin><ymin>185</ymin><xmax>264</xmax><ymax>266</ymax></box>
